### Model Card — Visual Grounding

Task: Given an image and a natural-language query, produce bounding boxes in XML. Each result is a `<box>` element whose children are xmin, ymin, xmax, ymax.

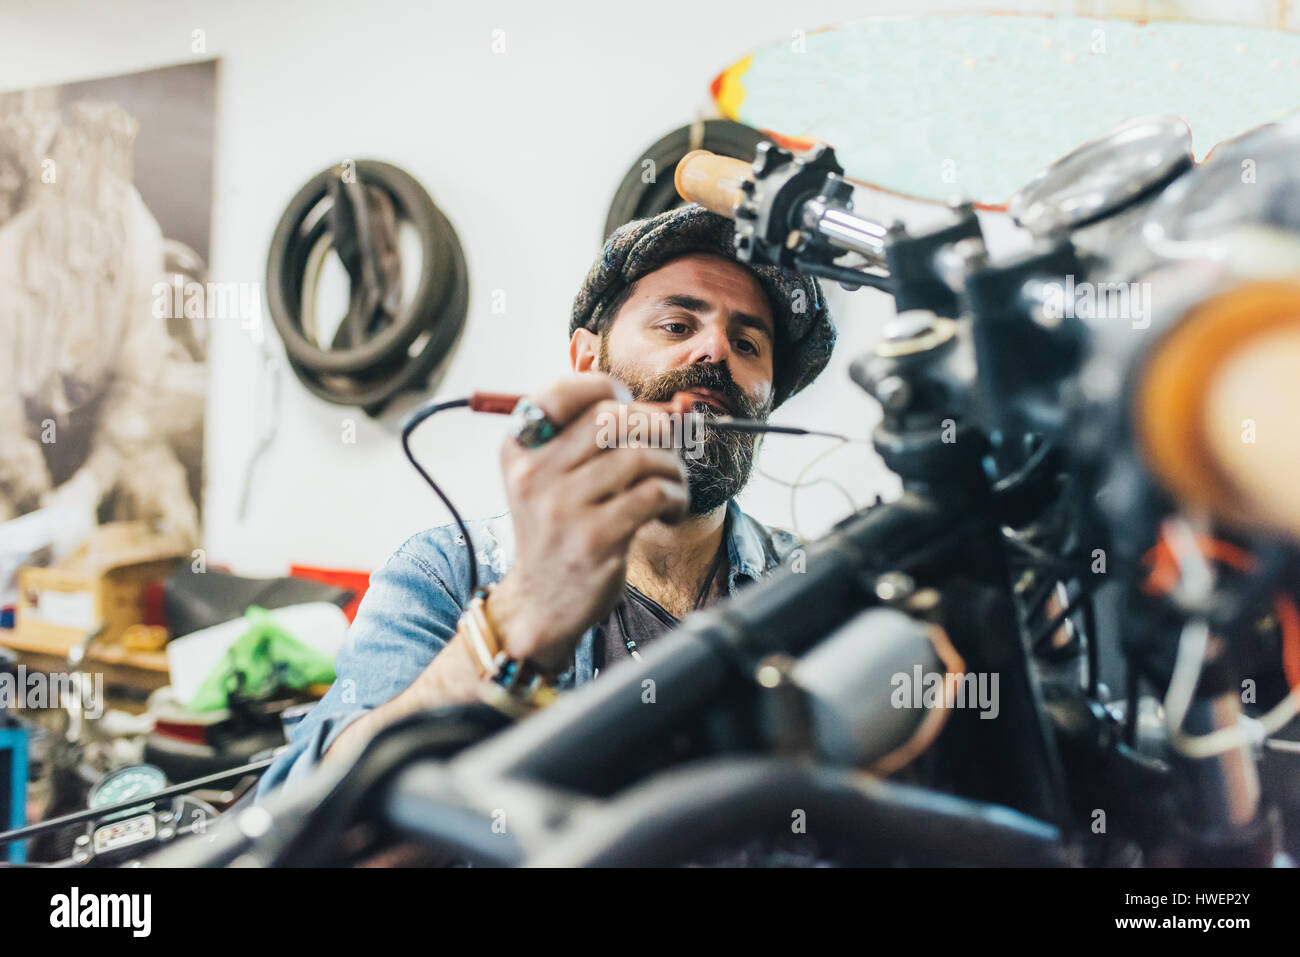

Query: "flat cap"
<box><xmin>571</xmin><ymin>204</ymin><xmax>835</xmax><ymax>406</ymax></box>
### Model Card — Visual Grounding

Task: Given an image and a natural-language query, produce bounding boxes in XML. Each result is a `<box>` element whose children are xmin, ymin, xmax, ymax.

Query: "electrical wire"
<box><xmin>400</xmin><ymin>397</ymin><xmax>479</xmax><ymax>594</ymax></box>
<box><xmin>1150</xmin><ymin>518</ymin><xmax>1300</xmax><ymax>758</ymax></box>
<box><xmin>991</xmin><ymin>439</ymin><xmax>1056</xmax><ymax>496</ymax></box>
<box><xmin>754</xmin><ymin>437</ymin><xmax>857</xmax><ymax>540</ymax></box>
<box><xmin>789</xmin><ymin>440</ymin><xmax>857</xmax><ymax>539</ymax></box>
<box><xmin>1164</xmin><ymin>615</ymin><xmax>1300</xmax><ymax>758</ymax></box>
<box><xmin>400</xmin><ymin>396</ymin><xmax>863</xmax><ymax>596</ymax></box>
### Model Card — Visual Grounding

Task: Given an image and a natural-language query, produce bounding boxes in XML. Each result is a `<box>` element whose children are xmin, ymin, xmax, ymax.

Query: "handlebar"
<box><xmin>674</xmin><ymin>148</ymin><xmax>752</xmax><ymax>216</ymax></box>
<box><xmin>678</xmin><ymin>144</ymin><xmax>1300</xmax><ymax>545</ymax></box>
<box><xmin>384</xmin><ymin>756</ymin><xmax>1067</xmax><ymax>867</ymax></box>
<box><xmin>675</xmin><ymin>145</ymin><xmax>891</xmax><ymax>269</ymax></box>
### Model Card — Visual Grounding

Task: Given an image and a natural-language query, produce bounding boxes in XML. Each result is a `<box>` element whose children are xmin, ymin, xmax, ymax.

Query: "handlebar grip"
<box><xmin>674</xmin><ymin>149</ymin><xmax>752</xmax><ymax>216</ymax></box>
<box><xmin>1136</xmin><ymin>280</ymin><xmax>1300</xmax><ymax>540</ymax></box>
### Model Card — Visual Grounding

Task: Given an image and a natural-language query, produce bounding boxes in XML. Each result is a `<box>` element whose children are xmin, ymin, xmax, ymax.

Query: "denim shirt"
<box><xmin>256</xmin><ymin>499</ymin><xmax>800</xmax><ymax>800</ymax></box>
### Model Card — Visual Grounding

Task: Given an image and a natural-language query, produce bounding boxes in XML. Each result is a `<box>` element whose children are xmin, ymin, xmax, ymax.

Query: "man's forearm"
<box><xmin>323</xmin><ymin>631</ymin><xmax>485</xmax><ymax>763</ymax></box>
<box><xmin>322</xmin><ymin>572</ymin><xmax>588</xmax><ymax>765</ymax></box>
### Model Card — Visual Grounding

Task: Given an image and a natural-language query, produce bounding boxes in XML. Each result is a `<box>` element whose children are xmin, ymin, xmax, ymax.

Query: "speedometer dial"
<box><xmin>88</xmin><ymin>765</ymin><xmax>168</xmax><ymax>809</ymax></box>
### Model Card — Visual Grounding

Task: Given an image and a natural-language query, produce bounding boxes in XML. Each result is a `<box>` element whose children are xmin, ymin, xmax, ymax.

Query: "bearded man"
<box><xmin>258</xmin><ymin>203</ymin><xmax>835</xmax><ymax>800</ymax></box>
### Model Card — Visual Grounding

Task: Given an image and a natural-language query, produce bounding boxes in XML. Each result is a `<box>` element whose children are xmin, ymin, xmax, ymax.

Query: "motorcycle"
<box><xmin>138</xmin><ymin>113</ymin><xmax>1300</xmax><ymax>866</ymax></box>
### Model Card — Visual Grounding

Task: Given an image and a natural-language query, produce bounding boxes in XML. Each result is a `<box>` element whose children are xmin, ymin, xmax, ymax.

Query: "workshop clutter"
<box><xmin>0</xmin><ymin>503</ymin><xmax>97</xmax><ymax>629</ymax></box>
<box><xmin>15</xmin><ymin>521</ymin><xmax>186</xmax><ymax>649</ymax></box>
<box><xmin>0</xmin><ymin>515</ymin><xmax>371</xmax><ymax>864</ymax></box>
<box><xmin>167</xmin><ymin>602</ymin><xmax>349</xmax><ymax>711</ymax></box>
<box><xmin>2</xmin><ymin>516</ymin><xmax>369</xmax><ymax>713</ymax></box>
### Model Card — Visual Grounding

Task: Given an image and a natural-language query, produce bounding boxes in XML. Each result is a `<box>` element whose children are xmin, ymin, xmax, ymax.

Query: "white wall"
<box><xmin>2</xmin><ymin>0</ymin><xmax>1277</xmax><ymax>574</ymax></box>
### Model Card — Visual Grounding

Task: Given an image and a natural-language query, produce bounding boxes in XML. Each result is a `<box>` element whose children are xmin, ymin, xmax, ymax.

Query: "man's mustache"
<box><xmin>627</xmin><ymin>363</ymin><xmax>763</xmax><ymax>419</ymax></box>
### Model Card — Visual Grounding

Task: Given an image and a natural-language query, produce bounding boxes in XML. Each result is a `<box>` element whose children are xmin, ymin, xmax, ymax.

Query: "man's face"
<box><xmin>571</xmin><ymin>251</ymin><xmax>777</xmax><ymax>515</ymax></box>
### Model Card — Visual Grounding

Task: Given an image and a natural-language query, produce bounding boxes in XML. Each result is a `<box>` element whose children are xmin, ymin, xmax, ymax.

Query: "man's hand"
<box><xmin>326</xmin><ymin>373</ymin><xmax>688</xmax><ymax>762</ymax></box>
<box><xmin>487</xmin><ymin>372</ymin><xmax>690</xmax><ymax>674</ymax></box>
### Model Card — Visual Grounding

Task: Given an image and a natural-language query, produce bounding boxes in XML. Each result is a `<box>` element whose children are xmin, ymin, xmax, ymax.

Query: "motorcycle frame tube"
<box><xmin>515</xmin><ymin>756</ymin><xmax>1067</xmax><ymax>867</ymax></box>
<box><xmin>444</xmin><ymin>494</ymin><xmax>962</xmax><ymax>793</ymax></box>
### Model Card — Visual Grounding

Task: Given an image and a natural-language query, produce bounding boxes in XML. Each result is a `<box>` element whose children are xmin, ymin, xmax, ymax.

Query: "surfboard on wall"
<box><xmin>711</xmin><ymin>13</ymin><xmax>1300</xmax><ymax>208</ymax></box>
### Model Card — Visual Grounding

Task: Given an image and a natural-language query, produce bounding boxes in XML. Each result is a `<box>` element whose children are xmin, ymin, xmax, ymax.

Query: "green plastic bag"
<box><xmin>188</xmin><ymin>606</ymin><xmax>337</xmax><ymax>712</ymax></box>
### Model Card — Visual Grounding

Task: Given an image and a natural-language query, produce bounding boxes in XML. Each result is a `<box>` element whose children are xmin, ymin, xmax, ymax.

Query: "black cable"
<box><xmin>991</xmin><ymin>439</ymin><xmax>1056</xmax><ymax>496</ymax></box>
<box><xmin>400</xmin><ymin>398</ymin><xmax>867</xmax><ymax>598</ymax></box>
<box><xmin>400</xmin><ymin>397</ymin><xmax>479</xmax><ymax>594</ymax></box>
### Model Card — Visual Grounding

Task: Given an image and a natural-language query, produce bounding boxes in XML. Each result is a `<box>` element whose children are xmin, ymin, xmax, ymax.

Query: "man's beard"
<box><xmin>598</xmin><ymin>336</ymin><xmax>773</xmax><ymax>515</ymax></box>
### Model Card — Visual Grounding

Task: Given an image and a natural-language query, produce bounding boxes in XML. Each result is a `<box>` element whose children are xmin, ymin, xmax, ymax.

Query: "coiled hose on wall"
<box><xmin>266</xmin><ymin>160</ymin><xmax>468</xmax><ymax>417</ymax></box>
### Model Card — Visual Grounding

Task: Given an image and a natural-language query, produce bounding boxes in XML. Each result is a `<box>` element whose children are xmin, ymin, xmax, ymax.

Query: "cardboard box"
<box><xmin>15</xmin><ymin>522</ymin><xmax>188</xmax><ymax>653</ymax></box>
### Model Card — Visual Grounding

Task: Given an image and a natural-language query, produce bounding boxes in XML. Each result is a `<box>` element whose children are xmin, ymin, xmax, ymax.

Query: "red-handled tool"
<box><xmin>402</xmin><ymin>391</ymin><xmax>856</xmax><ymax>594</ymax></box>
<box><xmin>468</xmin><ymin>391</ymin><xmax>696</xmax><ymax>416</ymax></box>
<box><xmin>466</xmin><ymin>391</ymin><xmax>849</xmax><ymax>439</ymax></box>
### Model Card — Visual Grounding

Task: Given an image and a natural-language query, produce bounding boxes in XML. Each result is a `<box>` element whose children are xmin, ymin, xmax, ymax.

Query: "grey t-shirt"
<box><xmin>595</xmin><ymin>517</ymin><xmax>730</xmax><ymax>676</ymax></box>
<box><xmin>593</xmin><ymin>583</ymin><xmax>682</xmax><ymax>677</ymax></box>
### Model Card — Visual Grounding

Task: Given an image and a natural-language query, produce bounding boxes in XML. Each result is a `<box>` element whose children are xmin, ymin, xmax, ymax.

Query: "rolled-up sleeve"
<box><xmin>255</xmin><ymin>530</ymin><xmax>466</xmax><ymax>800</ymax></box>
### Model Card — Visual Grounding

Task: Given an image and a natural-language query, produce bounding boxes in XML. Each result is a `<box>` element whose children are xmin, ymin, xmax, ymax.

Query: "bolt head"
<box><xmin>874</xmin><ymin>375</ymin><xmax>911</xmax><ymax>413</ymax></box>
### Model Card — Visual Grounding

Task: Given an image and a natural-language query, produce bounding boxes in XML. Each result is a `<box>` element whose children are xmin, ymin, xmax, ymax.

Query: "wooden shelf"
<box><xmin>0</xmin><ymin>627</ymin><xmax>169</xmax><ymax>674</ymax></box>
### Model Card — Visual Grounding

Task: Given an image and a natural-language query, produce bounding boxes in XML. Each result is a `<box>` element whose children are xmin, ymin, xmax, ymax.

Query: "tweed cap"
<box><xmin>571</xmin><ymin>204</ymin><xmax>835</xmax><ymax>406</ymax></box>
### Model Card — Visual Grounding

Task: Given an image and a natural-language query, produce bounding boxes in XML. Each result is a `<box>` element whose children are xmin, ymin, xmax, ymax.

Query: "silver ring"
<box><xmin>509</xmin><ymin>397</ymin><xmax>559</xmax><ymax>449</ymax></box>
